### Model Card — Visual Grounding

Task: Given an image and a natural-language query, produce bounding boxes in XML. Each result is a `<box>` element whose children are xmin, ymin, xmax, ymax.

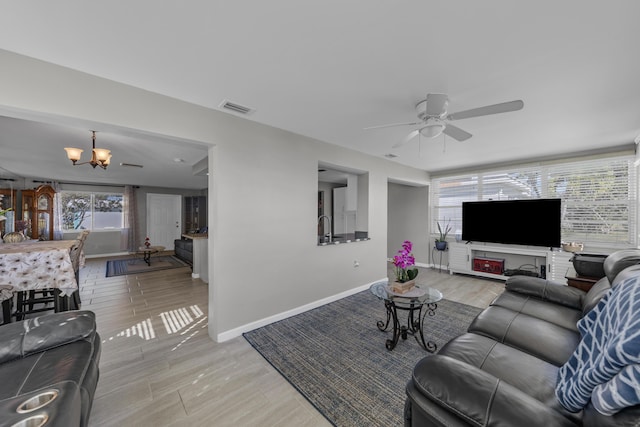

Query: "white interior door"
<box><xmin>147</xmin><ymin>193</ymin><xmax>182</xmax><ymax>250</ymax></box>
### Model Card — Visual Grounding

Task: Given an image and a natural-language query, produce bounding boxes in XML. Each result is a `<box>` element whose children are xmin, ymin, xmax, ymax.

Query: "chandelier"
<box><xmin>64</xmin><ymin>131</ymin><xmax>112</xmax><ymax>170</ymax></box>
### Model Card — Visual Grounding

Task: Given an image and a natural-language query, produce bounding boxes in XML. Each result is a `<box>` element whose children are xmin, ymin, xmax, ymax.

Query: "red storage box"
<box><xmin>472</xmin><ymin>257</ymin><xmax>505</xmax><ymax>275</ymax></box>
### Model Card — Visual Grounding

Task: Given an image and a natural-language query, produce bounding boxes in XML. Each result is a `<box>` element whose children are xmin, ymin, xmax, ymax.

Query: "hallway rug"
<box><xmin>105</xmin><ymin>255</ymin><xmax>189</xmax><ymax>277</ymax></box>
<box><xmin>243</xmin><ymin>289</ymin><xmax>482</xmax><ymax>427</ymax></box>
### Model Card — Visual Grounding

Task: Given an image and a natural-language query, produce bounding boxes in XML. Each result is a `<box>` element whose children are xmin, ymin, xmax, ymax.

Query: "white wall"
<box><xmin>61</xmin><ymin>229</ymin><xmax>122</xmax><ymax>256</ymax></box>
<box><xmin>387</xmin><ymin>182</ymin><xmax>430</xmax><ymax>265</ymax></box>
<box><xmin>0</xmin><ymin>49</ymin><xmax>430</xmax><ymax>340</ymax></box>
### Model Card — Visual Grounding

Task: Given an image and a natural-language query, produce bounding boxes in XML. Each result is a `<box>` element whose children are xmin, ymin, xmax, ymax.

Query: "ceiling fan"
<box><xmin>364</xmin><ymin>94</ymin><xmax>524</xmax><ymax>149</ymax></box>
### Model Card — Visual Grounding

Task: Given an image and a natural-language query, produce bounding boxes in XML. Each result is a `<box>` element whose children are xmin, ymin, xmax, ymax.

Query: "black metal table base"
<box><xmin>137</xmin><ymin>249</ymin><xmax>159</xmax><ymax>266</ymax></box>
<box><xmin>142</xmin><ymin>250</ymin><xmax>152</xmax><ymax>266</ymax></box>
<box><xmin>376</xmin><ymin>301</ymin><xmax>438</xmax><ymax>352</ymax></box>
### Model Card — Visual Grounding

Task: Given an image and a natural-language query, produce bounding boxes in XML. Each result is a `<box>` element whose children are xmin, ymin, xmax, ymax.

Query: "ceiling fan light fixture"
<box><xmin>367</xmin><ymin>93</ymin><xmax>523</xmax><ymax>148</ymax></box>
<box><xmin>65</xmin><ymin>131</ymin><xmax>111</xmax><ymax>170</ymax></box>
<box><xmin>419</xmin><ymin>118</ymin><xmax>446</xmax><ymax>138</ymax></box>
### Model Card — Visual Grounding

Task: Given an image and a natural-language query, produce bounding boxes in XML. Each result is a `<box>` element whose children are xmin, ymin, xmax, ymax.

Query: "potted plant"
<box><xmin>391</xmin><ymin>240</ymin><xmax>419</xmax><ymax>293</ymax></box>
<box><xmin>435</xmin><ymin>219</ymin><xmax>452</xmax><ymax>251</ymax></box>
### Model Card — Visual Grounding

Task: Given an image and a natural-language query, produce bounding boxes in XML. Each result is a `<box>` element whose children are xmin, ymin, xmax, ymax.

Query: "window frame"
<box><xmin>59</xmin><ymin>190</ymin><xmax>124</xmax><ymax>232</ymax></box>
<box><xmin>430</xmin><ymin>154</ymin><xmax>638</xmax><ymax>249</ymax></box>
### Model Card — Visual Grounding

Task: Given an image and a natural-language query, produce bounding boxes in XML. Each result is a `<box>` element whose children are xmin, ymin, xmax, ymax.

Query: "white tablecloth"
<box><xmin>0</xmin><ymin>240</ymin><xmax>77</xmax><ymax>300</ymax></box>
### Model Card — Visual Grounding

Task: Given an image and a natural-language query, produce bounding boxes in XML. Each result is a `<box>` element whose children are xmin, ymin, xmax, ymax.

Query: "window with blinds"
<box><xmin>431</xmin><ymin>155</ymin><xmax>637</xmax><ymax>248</ymax></box>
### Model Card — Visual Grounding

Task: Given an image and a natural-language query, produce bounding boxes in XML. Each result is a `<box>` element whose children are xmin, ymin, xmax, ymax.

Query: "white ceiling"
<box><xmin>0</xmin><ymin>116</ymin><xmax>209</xmax><ymax>189</ymax></box>
<box><xmin>1</xmin><ymin>1</ymin><xmax>639</xmax><ymax>188</ymax></box>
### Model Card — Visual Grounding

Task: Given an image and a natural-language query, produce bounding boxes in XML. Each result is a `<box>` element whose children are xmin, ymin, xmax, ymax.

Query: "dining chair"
<box><xmin>13</xmin><ymin>233</ymin><xmax>89</xmax><ymax>320</ymax></box>
<box><xmin>0</xmin><ymin>285</ymin><xmax>13</xmax><ymax>325</ymax></box>
<box><xmin>69</xmin><ymin>231</ymin><xmax>90</xmax><ymax>308</ymax></box>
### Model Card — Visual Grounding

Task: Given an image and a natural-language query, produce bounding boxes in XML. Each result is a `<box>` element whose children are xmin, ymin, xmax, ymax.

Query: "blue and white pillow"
<box><xmin>555</xmin><ymin>274</ymin><xmax>640</xmax><ymax>415</ymax></box>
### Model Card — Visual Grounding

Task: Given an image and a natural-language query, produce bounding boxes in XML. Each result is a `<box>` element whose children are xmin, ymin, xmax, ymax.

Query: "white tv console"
<box><xmin>448</xmin><ymin>242</ymin><xmax>572</xmax><ymax>284</ymax></box>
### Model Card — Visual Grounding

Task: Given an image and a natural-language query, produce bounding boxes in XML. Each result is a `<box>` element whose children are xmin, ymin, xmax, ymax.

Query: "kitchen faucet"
<box><xmin>318</xmin><ymin>215</ymin><xmax>332</xmax><ymax>242</ymax></box>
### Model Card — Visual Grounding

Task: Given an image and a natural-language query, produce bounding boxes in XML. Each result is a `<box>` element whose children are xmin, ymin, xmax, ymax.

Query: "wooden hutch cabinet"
<box><xmin>21</xmin><ymin>185</ymin><xmax>56</xmax><ymax>240</ymax></box>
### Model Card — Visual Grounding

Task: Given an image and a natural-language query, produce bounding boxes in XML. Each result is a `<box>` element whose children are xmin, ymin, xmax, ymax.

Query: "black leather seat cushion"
<box><xmin>408</xmin><ymin>354</ymin><xmax>579</xmax><ymax>427</ymax></box>
<box><xmin>437</xmin><ymin>333</ymin><xmax>580</xmax><ymax>423</ymax></box>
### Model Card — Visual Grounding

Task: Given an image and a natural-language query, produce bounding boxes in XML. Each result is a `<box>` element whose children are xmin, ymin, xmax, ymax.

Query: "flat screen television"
<box><xmin>461</xmin><ymin>198</ymin><xmax>562</xmax><ymax>248</ymax></box>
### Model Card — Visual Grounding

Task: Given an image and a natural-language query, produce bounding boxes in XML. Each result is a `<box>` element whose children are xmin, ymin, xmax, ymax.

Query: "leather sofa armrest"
<box><xmin>505</xmin><ymin>276</ymin><xmax>585</xmax><ymax>309</ymax></box>
<box><xmin>409</xmin><ymin>355</ymin><xmax>575</xmax><ymax>427</ymax></box>
<box><xmin>0</xmin><ymin>311</ymin><xmax>96</xmax><ymax>365</ymax></box>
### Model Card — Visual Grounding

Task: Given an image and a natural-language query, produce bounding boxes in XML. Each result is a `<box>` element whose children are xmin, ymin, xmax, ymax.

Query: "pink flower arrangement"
<box><xmin>393</xmin><ymin>240</ymin><xmax>419</xmax><ymax>283</ymax></box>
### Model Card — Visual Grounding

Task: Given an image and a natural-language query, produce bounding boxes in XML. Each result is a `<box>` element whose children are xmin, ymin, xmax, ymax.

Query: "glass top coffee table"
<box><xmin>370</xmin><ymin>281</ymin><xmax>443</xmax><ymax>352</ymax></box>
<box><xmin>135</xmin><ymin>245</ymin><xmax>165</xmax><ymax>266</ymax></box>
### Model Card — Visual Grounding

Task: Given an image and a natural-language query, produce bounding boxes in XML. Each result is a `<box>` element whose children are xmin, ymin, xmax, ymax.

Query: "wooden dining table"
<box><xmin>0</xmin><ymin>240</ymin><xmax>78</xmax><ymax>302</ymax></box>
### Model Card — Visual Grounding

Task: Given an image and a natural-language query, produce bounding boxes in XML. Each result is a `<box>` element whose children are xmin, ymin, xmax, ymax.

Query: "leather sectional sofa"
<box><xmin>0</xmin><ymin>310</ymin><xmax>101</xmax><ymax>427</ymax></box>
<box><xmin>405</xmin><ymin>249</ymin><xmax>640</xmax><ymax>426</ymax></box>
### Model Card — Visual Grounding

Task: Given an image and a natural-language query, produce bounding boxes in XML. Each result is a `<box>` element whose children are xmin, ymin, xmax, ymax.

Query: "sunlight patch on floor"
<box><xmin>105</xmin><ymin>318</ymin><xmax>156</xmax><ymax>342</ymax></box>
<box><xmin>160</xmin><ymin>305</ymin><xmax>204</xmax><ymax>334</ymax></box>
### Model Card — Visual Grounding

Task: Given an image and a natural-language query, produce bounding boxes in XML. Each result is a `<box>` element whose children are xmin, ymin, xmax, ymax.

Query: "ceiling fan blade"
<box><xmin>425</xmin><ymin>93</ymin><xmax>449</xmax><ymax>117</ymax></box>
<box><xmin>442</xmin><ymin>123</ymin><xmax>472</xmax><ymax>142</ymax></box>
<box><xmin>446</xmin><ymin>100</ymin><xmax>524</xmax><ymax>121</ymax></box>
<box><xmin>392</xmin><ymin>129</ymin><xmax>420</xmax><ymax>148</ymax></box>
<box><xmin>363</xmin><ymin>121</ymin><xmax>422</xmax><ymax>130</ymax></box>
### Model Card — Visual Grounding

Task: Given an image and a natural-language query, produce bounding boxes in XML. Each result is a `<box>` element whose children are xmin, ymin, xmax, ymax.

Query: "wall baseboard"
<box><xmin>216</xmin><ymin>277</ymin><xmax>387</xmax><ymax>342</ymax></box>
<box><xmin>85</xmin><ymin>252</ymin><xmax>129</xmax><ymax>259</ymax></box>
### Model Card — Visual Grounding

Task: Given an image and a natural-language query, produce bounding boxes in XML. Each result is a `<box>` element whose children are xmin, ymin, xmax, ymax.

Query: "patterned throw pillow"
<box><xmin>555</xmin><ymin>275</ymin><xmax>640</xmax><ymax>415</ymax></box>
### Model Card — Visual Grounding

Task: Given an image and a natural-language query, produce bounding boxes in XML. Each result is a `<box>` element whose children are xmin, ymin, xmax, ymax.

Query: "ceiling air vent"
<box><xmin>219</xmin><ymin>99</ymin><xmax>255</xmax><ymax>115</ymax></box>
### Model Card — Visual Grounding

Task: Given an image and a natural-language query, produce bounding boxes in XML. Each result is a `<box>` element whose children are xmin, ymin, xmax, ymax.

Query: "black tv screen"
<box><xmin>461</xmin><ymin>199</ymin><xmax>561</xmax><ymax>248</ymax></box>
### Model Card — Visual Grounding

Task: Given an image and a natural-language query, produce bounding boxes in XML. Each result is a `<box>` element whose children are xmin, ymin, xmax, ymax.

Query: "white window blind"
<box><xmin>431</xmin><ymin>155</ymin><xmax>637</xmax><ymax>247</ymax></box>
<box><xmin>548</xmin><ymin>157</ymin><xmax>636</xmax><ymax>246</ymax></box>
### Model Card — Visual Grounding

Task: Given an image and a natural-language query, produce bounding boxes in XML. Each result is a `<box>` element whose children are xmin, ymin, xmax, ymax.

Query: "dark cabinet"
<box><xmin>184</xmin><ymin>196</ymin><xmax>206</xmax><ymax>233</ymax></box>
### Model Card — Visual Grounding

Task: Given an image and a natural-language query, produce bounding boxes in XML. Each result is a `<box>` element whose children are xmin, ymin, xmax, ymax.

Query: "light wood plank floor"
<box><xmin>82</xmin><ymin>257</ymin><xmax>504</xmax><ymax>427</ymax></box>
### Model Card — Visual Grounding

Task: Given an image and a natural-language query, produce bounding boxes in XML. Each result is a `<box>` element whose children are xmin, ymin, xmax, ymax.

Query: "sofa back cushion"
<box><xmin>582</xmin><ymin>250</ymin><xmax>640</xmax><ymax>315</ymax></box>
<box><xmin>582</xmin><ymin>277</ymin><xmax>611</xmax><ymax>316</ymax></box>
<box><xmin>603</xmin><ymin>249</ymin><xmax>640</xmax><ymax>283</ymax></box>
<box><xmin>611</xmin><ymin>264</ymin><xmax>640</xmax><ymax>288</ymax></box>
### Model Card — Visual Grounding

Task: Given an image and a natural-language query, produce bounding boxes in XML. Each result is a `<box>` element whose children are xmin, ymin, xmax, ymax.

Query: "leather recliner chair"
<box><xmin>0</xmin><ymin>310</ymin><xmax>101</xmax><ymax>427</ymax></box>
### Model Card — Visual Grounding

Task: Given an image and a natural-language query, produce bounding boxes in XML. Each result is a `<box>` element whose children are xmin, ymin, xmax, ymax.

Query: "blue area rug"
<box><xmin>243</xmin><ymin>290</ymin><xmax>482</xmax><ymax>426</ymax></box>
<box><xmin>105</xmin><ymin>255</ymin><xmax>188</xmax><ymax>277</ymax></box>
